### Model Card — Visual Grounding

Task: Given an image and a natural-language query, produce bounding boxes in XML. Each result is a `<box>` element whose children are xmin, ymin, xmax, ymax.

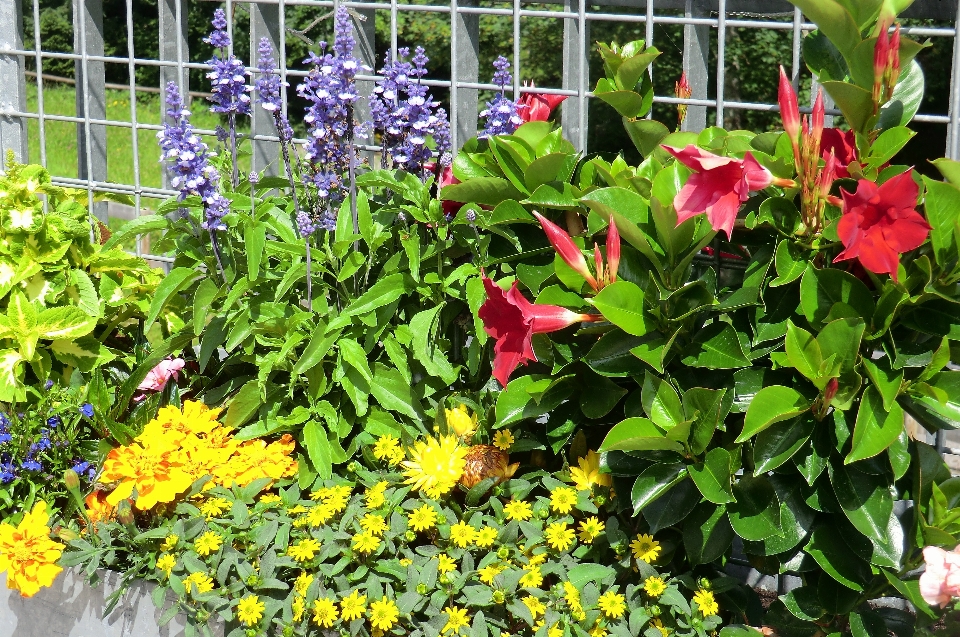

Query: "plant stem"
<box><xmin>209</xmin><ymin>229</ymin><xmax>227</xmax><ymax>283</ymax></box>
<box><xmin>305</xmin><ymin>238</ymin><xmax>313</xmax><ymax>309</ymax></box>
<box><xmin>229</xmin><ymin>113</ymin><xmax>239</xmax><ymax>190</ymax></box>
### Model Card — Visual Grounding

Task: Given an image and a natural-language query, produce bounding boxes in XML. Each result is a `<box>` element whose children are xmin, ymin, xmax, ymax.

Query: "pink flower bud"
<box><xmin>778</xmin><ymin>66</ymin><xmax>801</xmax><ymax>161</ymax></box>
<box><xmin>606</xmin><ymin>217</ymin><xmax>620</xmax><ymax>284</ymax></box>
<box><xmin>594</xmin><ymin>244</ymin><xmax>604</xmax><ymax>286</ymax></box>
<box><xmin>823</xmin><ymin>377</ymin><xmax>839</xmax><ymax>405</ymax></box>
<box><xmin>532</xmin><ymin>211</ymin><xmax>599</xmax><ymax>290</ymax></box>
<box><xmin>811</xmin><ymin>89</ymin><xmax>825</xmax><ymax>144</ymax></box>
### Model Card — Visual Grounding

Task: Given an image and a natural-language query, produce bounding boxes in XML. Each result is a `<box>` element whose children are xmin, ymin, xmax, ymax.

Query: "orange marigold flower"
<box><xmin>82</xmin><ymin>490</ymin><xmax>115</xmax><ymax>530</ymax></box>
<box><xmin>101</xmin><ymin>438</ymin><xmax>194</xmax><ymax>510</ymax></box>
<box><xmin>172</xmin><ymin>434</ymin><xmax>236</xmax><ymax>485</ymax></box>
<box><xmin>0</xmin><ymin>502</ymin><xmax>64</xmax><ymax>597</ymax></box>
<box><xmin>216</xmin><ymin>434</ymin><xmax>297</xmax><ymax>487</ymax></box>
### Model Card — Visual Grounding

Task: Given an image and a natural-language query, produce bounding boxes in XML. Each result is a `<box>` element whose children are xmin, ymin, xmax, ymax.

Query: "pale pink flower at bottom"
<box><xmin>919</xmin><ymin>545</ymin><xmax>960</xmax><ymax>608</ymax></box>
<box><xmin>135</xmin><ymin>358</ymin><xmax>186</xmax><ymax>399</ymax></box>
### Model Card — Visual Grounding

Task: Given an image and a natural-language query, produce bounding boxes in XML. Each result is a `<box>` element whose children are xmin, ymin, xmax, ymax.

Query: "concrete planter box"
<box><xmin>0</xmin><ymin>568</ymin><xmax>223</xmax><ymax>637</ymax></box>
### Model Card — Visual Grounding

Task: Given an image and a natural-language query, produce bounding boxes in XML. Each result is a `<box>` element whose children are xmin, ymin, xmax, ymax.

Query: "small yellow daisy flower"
<box><xmin>194</xmin><ymin>531</ymin><xmax>222</xmax><ymax>557</ymax></box>
<box><xmin>236</xmin><ymin>594</ymin><xmax>265</xmax><ymax>626</ymax></box>
<box><xmin>477</xmin><ymin>563</ymin><xmax>504</xmax><ymax>585</ymax></box>
<box><xmin>527</xmin><ymin>552</ymin><xmax>547</xmax><ymax>567</ymax></box>
<box><xmin>630</xmin><ymin>534</ymin><xmax>661</xmax><ymax>564</ymax></box>
<box><xmin>312</xmin><ymin>597</ymin><xmax>338</xmax><ymax>627</ymax></box>
<box><xmin>519</xmin><ymin>566</ymin><xmax>543</xmax><ymax>588</ymax></box>
<box><xmin>522</xmin><ymin>595</ymin><xmax>546</xmax><ymax>618</ymax></box>
<box><xmin>597</xmin><ymin>590</ymin><xmax>626</xmax><ymax>619</ymax></box>
<box><xmin>292</xmin><ymin>596</ymin><xmax>305</xmax><ymax>622</ymax></box>
<box><xmin>308</xmin><ymin>504</ymin><xmax>335</xmax><ymax>527</ymax></box>
<box><xmin>399</xmin><ymin>558</ymin><xmax>412</xmax><ymax>567</ymax></box>
<box><xmin>408</xmin><ymin>504</ymin><xmax>438</xmax><ymax>532</ymax></box>
<box><xmin>368</xmin><ymin>596</ymin><xmax>400</xmax><ymax>631</ymax></box>
<box><xmin>183</xmin><ymin>571</ymin><xmax>214</xmax><ymax>595</ymax></box>
<box><xmin>365</xmin><ymin>481</ymin><xmax>389</xmax><ymax>509</ymax></box>
<box><xmin>450</xmin><ymin>520</ymin><xmax>476</xmax><ymax>548</ymax></box>
<box><xmin>259</xmin><ymin>493</ymin><xmax>281</xmax><ymax>504</ymax></box>
<box><xmin>544</xmin><ymin>522</ymin><xmax>576</xmax><ymax>552</ymax></box>
<box><xmin>475</xmin><ymin>526</ymin><xmax>498</xmax><ymax>548</ymax></box>
<box><xmin>352</xmin><ymin>532</ymin><xmax>381</xmax><ymax>554</ymax></box>
<box><xmin>373</xmin><ymin>435</ymin><xmax>404</xmax><ymax>465</ymax></box>
<box><xmin>651</xmin><ymin>618</ymin><xmax>670</xmax><ymax>637</ymax></box>
<box><xmin>503</xmin><ymin>499</ymin><xmax>533</xmax><ymax>521</ymax></box>
<box><xmin>360</xmin><ymin>513</ymin><xmax>388</xmax><ymax>537</ymax></box>
<box><xmin>493</xmin><ymin>430</ymin><xmax>515</xmax><ymax>451</ymax></box>
<box><xmin>437</xmin><ymin>553</ymin><xmax>457</xmax><ymax>573</ymax></box>
<box><xmin>643</xmin><ymin>576</ymin><xmax>667</xmax><ymax>598</ymax></box>
<box><xmin>294</xmin><ymin>571</ymin><xmax>314</xmax><ymax>596</ymax></box>
<box><xmin>693</xmin><ymin>589</ymin><xmax>719</xmax><ymax>616</ymax></box>
<box><xmin>340</xmin><ymin>590</ymin><xmax>367</xmax><ymax>622</ymax></box>
<box><xmin>287</xmin><ymin>538</ymin><xmax>321</xmax><ymax>562</ymax></box>
<box><xmin>590</xmin><ymin>622</ymin><xmax>609</xmax><ymax>637</ymax></box>
<box><xmin>549</xmin><ymin>486</ymin><xmax>578</xmax><ymax>514</ymax></box>
<box><xmin>198</xmin><ymin>497</ymin><xmax>231</xmax><ymax>520</ymax></box>
<box><xmin>161</xmin><ymin>534</ymin><xmax>179</xmax><ymax>551</ymax></box>
<box><xmin>578</xmin><ymin>517</ymin><xmax>605</xmax><ymax>543</ymax></box>
<box><xmin>442</xmin><ymin>605</ymin><xmax>471</xmax><ymax>635</ymax></box>
<box><xmin>156</xmin><ymin>553</ymin><xmax>176</xmax><ymax>577</ymax></box>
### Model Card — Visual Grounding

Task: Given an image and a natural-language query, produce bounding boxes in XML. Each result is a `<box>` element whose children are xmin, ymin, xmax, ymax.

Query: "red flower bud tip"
<box><xmin>820</xmin><ymin>149</ymin><xmax>838</xmax><ymax>198</ymax></box>
<box><xmin>606</xmin><ymin>216</ymin><xmax>620</xmax><ymax>284</ymax></box>
<box><xmin>517</xmin><ymin>82</ymin><xmax>567</xmax><ymax>123</ymax></box>
<box><xmin>811</xmin><ymin>89</ymin><xmax>825</xmax><ymax>144</ymax></box>
<box><xmin>676</xmin><ymin>72</ymin><xmax>692</xmax><ymax>127</ymax></box>
<box><xmin>532</xmin><ymin>210</ymin><xmax>599</xmax><ymax>290</ymax></box>
<box><xmin>594</xmin><ymin>244</ymin><xmax>604</xmax><ymax>286</ymax></box>
<box><xmin>778</xmin><ymin>66</ymin><xmax>801</xmax><ymax>162</ymax></box>
<box><xmin>664</xmin><ymin>144</ymin><xmax>774</xmax><ymax>239</ymax></box>
<box><xmin>823</xmin><ymin>377</ymin><xmax>839</xmax><ymax>405</ymax></box>
<box><xmin>887</xmin><ymin>25</ymin><xmax>902</xmax><ymax>91</ymax></box>
<box><xmin>833</xmin><ymin>169</ymin><xmax>931</xmax><ymax>281</ymax></box>
<box><xmin>874</xmin><ymin>20</ymin><xmax>891</xmax><ymax>99</ymax></box>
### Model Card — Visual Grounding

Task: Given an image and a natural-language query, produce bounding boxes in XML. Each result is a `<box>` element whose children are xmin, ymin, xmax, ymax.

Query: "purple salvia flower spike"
<box><xmin>481</xmin><ymin>55</ymin><xmax>523</xmax><ymax>138</ymax></box>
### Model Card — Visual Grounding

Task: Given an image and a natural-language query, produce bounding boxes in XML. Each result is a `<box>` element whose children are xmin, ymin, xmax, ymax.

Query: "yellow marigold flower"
<box><xmin>237</xmin><ymin>594</ymin><xmax>265</xmax><ymax>626</ymax></box>
<box><xmin>149</xmin><ymin>401</ymin><xmax>223</xmax><ymax>438</ymax></box>
<box><xmin>569</xmin><ymin>450</ymin><xmax>612</xmax><ymax>492</ymax></box>
<box><xmin>493</xmin><ymin>429</ymin><xmax>514</xmax><ymax>451</ymax></box>
<box><xmin>590</xmin><ymin>623</ymin><xmax>609</xmax><ymax>637</ymax></box>
<box><xmin>216</xmin><ymin>434</ymin><xmax>297</xmax><ymax>488</ymax></box>
<box><xmin>352</xmin><ymin>532</ymin><xmax>381</xmax><ymax>554</ymax></box>
<box><xmin>442</xmin><ymin>605</ymin><xmax>471</xmax><ymax>635</ymax></box>
<box><xmin>475</xmin><ymin>527</ymin><xmax>498</xmax><ymax>548</ymax></box>
<box><xmin>156</xmin><ymin>553</ymin><xmax>176</xmax><ymax>577</ymax></box>
<box><xmin>294</xmin><ymin>571</ymin><xmax>314</xmax><ymax>597</ymax></box>
<box><xmin>644</xmin><ymin>576</ymin><xmax>667</xmax><ymax>598</ymax></box>
<box><xmin>199</xmin><ymin>497</ymin><xmax>231</xmax><ymax>520</ymax></box>
<box><xmin>503</xmin><ymin>499</ymin><xmax>532</xmax><ymax>521</ymax></box>
<box><xmin>402</xmin><ymin>435</ymin><xmax>468</xmax><ymax>499</ymax></box>
<box><xmin>368</xmin><ymin>596</ymin><xmax>400</xmax><ymax>631</ymax></box>
<box><xmin>597</xmin><ymin>590</ymin><xmax>626</xmax><ymax>619</ymax></box>
<box><xmin>172</xmin><ymin>434</ymin><xmax>234</xmax><ymax>485</ymax></box>
<box><xmin>373</xmin><ymin>435</ymin><xmax>404</xmax><ymax>465</ymax></box>
<box><xmin>399</xmin><ymin>558</ymin><xmax>412</xmax><ymax>567</ymax></box>
<box><xmin>446</xmin><ymin>405</ymin><xmax>478</xmax><ymax>442</ymax></box>
<box><xmin>101</xmin><ymin>438</ymin><xmax>194</xmax><ymax>510</ymax></box>
<box><xmin>161</xmin><ymin>534</ymin><xmax>179</xmax><ymax>551</ymax></box>
<box><xmin>183</xmin><ymin>571</ymin><xmax>214</xmax><ymax>595</ymax></box>
<box><xmin>312</xmin><ymin>597</ymin><xmax>338</xmax><ymax>628</ymax></box>
<box><xmin>522</xmin><ymin>595</ymin><xmax>545</xmax><ymax>618</ymax></box>
<box><xmin>408</xmin><ymin>504</ymin><xmax>438</xmax><ymax>532</ymax></box>
<box><xmin>340</xmin><ymin>590</ymin><xmax>367</xmax><ymax>622</ymax></box>
<box><xmin>360</xmin><ymin>513</ymin><xmax>388</xmax><ymax>537</ymax></box>
<box><xmin>365</xmin><ymin>481</ymin><xmax>389</xmax><ymax>509</ymax></box>
<box><xmin>549</xmin><ymin>486</ymin><xmax>578</xmax><ymax>514</ymax></box>
<box><xmin>519</xmin><ymin>566</ymin><xmax>543</xmax><ymax>588</ymax></box>
<box><xmin>693</xmin><ymin>589</ymin><xmax>719</xmax><ymax>616</ymax></box>
<box><xmin>477</xmin><ymin>564</ymin><xmax>504</xmax><ymax>585</ymax></box>
<box><xmin>578</xmin><ymin>517</ymin><xmax>605</xmax><ymax>544</ymax></box>
<box><xmin>288</xmin><ymin>538</ymin><xmax>321</xmax><ymax>562</ymax></box>
<box><xmin>436</xmin><ymin>553</ymin><xmax>457</xmax><ymax>573</ymax></box>
<box><xmin>630</xmin><ymin>534</ymin><xmax>661</xmax><ymax>564</ymax></box>
<box><xmin>545</xmin><ymin>522</ymin><xmax>576</xmax><ymax>552</ymax></box>
<box><xmin>259</xmin><ymin>493</ymin><xmax>281</xmax><ymax>504</ymax></box>
<box><xmin>450</xmin><ymin>521</ymin><xmax>476</xmax><ymax>548</ymax></box>
<box><xmin>194</xmin><ymin>531</ymin><xmax>223</xmax><ymax>557</ymax></box>
<box><xmin>292</xmin><ymin>596</ymin><xmax>305</xmax><ymax>622</ymax></box>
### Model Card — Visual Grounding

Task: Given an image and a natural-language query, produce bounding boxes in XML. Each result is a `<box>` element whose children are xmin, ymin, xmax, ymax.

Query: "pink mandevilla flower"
<box><xmin>137</xmin><ymin>358</ymin><xmax>186</xmax><ymax>394</ymax></box>
<box><xmin>478</xmin><ymin>275</ymin><xmax>599</xmax><ymax>387</ymax></box>
<box><xmin>517</xmin><ymin>85</ymin><xmax>567</xmax><ymax>123</ymax></box>
<box><xmin>920</xmin><ymin>545</ymin><xmax>960</xmax><ymax>608</ymax></box>
<box><xmin>664</xmin><ymin>145</ymin><xmax>786</xmax><ymax>239</ymax></box>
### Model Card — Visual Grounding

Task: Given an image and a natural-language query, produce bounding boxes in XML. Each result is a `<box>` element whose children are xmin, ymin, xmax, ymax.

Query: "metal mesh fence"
<box><xmin>0</xmin><ymin>0</ymin><xmax>959</xmax><ymax>469</ymax></box>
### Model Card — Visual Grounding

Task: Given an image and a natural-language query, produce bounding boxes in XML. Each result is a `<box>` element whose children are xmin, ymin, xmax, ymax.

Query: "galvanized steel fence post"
<box><xmin>0</xmin><ymin>0</ymin><xmax>27</xmax><ymax>170</ymax></box>
<box><xmin>250</xmin><ymin>0</ymin><xmax>281</xmax><ymax>176</ymax></box>
<box><xmin>74</xmin><ymin>0</ymin><xmax>108</xmax><ymax>221</ymax></box>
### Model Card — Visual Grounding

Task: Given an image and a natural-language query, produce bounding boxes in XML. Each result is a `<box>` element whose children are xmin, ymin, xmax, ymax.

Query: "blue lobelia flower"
<box><xmin>80</xmin><ymin>403</ymin><xmax>94</xmax><ymax>419</ymax></box>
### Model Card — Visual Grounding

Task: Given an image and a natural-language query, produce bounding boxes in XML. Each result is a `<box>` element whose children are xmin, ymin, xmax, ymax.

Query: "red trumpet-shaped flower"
<box><xmin>532</xmin><ymin>211</ymin><xmax>620</xmax><ymax>290</ymax></box>
<box><xmin>664</xmin><ymin>144</ymin><xmax>787</xmax><ymax>239</ymax></box>
<box><xmin>517</xmin><ymin>84</ymin><xmax>567</xmax><ymax>123</ymax></box>
<box><xmin>833</xmin><ymin>169</ymin><xmax>931</xmax><ymax>281</ymax></box>
<box><xmin>478</xmin><ymin>275</ymin><xmax>600</xmax><ymax>387</ymax></box>
<box><xmin>873</xmin><ymin>21</ymin><xmax>902</xmax><ymax>107</ymax></box>
<box><xmin>820</xmin><ymin>128</ymin><xmax>857</xmax><ymax>179</ymax></box>
<box><xmin>778</xmin><ymin>66</ymin><xmax>801</xmax><ymax>165</ymax></box>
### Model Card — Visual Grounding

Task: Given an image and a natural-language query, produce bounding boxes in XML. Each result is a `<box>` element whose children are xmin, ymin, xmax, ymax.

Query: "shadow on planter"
<box><xmin>0</xmin><ymin>568</ymin><xmax>223</xmax><ymax>637</ymax></box>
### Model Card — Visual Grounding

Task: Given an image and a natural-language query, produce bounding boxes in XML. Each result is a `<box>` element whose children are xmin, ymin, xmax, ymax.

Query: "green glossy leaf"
<box><xmin>599</xmin><ymin>417</ymin><xmax>683</xmax><ymax>453</ymax></box>
<box><xmin>786</xmin><ymin>320</ymin><xmax>825</xmax><ymax>384</ymax></box>
<box><xmin>641</xmin><ymin>372</ymin><xmax>683</xmax><ymax>429</ymax></box>
<box><xmin>622</xmin><ymin>119</ymin><xmax>670</xmax><ymax>157</ymax></box>
<box><xmin>590</xmin><ymin>280</ymin><xmax>653</xmax><ymax>337</ymax></box>
<box><xmin>829</xmin><ymin>464</ymin><xmax>903</xmax><ymax>568</ymax></box>
<box><xmin>144</xmin><ymin>267</ymin><xmax>202</xmax><ymax>331</ymax></box>
<box><xmin>680</xmin><ymin>322</ymin><xmax>751</xmax><ymax>369</ymax></box>
<box><xmin>687</xmin><ymin>447</ymin><xmax>734</xmax><ymax>504</ymax></box>
<box><xmin>291</xmin><ymin>323</ymin><xmax>340</xmax><ymax>376</ymax></box>
<box><xmin>818</xmin><ymin>575</ymin><xmax>860</xmax><ymax>616</ymax></box>
<box><xmin>781</xmin><ymin>587</ymin><xmax>823</xmax><ymax>622</ymax></box>
<box><xmin>850</xmin><ymin>610</ymin><xmax>888</xmax><ymax>637</ymax></box>
<box><xmin>370</xmin><ymin>363</ymin><xmax>423</xmax><ymax>420</ymax></box>
<box><xmin>822</xmin><ymin>80</ymin><xmax>875</xmax><ymax>134</ymax></box>
<box><xmin>754</xmin><ymin>414</ymin><xmax>816</xmax><ymax>474</ymax></box>
<box><xmin>302</xmin><ymin>420</ymin><xmax>332</xmax><ymax>479</ymax></box>
<box><xmin>641</xmin><ymin>477</ymin><xmax>699</xmax><ymax>533</ymax></box>
<box><xmin>683</xmin><ymin>503</ymin><xmax>734</xmax><ymax>566</ymax></box>
<box><xmin>630</xmin><ymin>463</ymin><xmax>687</xmax><ymax>513</ymax></box>
<box><xmin>440</xmin><ymin>177</ymin><xmax>523</xmax><ymax>206</ymax></box>
<box><xmin>922</xmin><ymin>176</ymin><xmax>960</xmax><ymax>267</ymax></box>
<box><xmin>594</xmin><ymin>89</ymin><xmax>646</xmax><ymax>118</ymax></box>
<box><xmin>846</xmin><ymin>387</ymin><xmax>904</xmax><ymax>464</ymax></box>
<box><xmin>737</xmin><ymin>386</ymin><xmax>812</xmax><ymax>442</ymax></box>
<box><xmin>771</xmin><ymin>240</ymin><xmax>810</xmax><ymax>287</ymax></box>
<box><xmin>805</xmin><ymin>526</ymin><xmax>871</xmax><ymax>591</ymax></box>
<box><xmin>878</xmin><ymin>60</ymin><xmax>925</xmax><ymax>130</ymax></box>
<box><xmin>727</xmin><ymin>475</ymin><xmax>782</xmax><ymax>541</ymax></box>
<box><xmin>524</xmin><ymin>153</ymin><xmax>574</xmax><ymax>192</ymax></box>
<box><xmin>800</xmin><ymin>266</ymin><xmax>875</xmax><ymax>328</ymax></box>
